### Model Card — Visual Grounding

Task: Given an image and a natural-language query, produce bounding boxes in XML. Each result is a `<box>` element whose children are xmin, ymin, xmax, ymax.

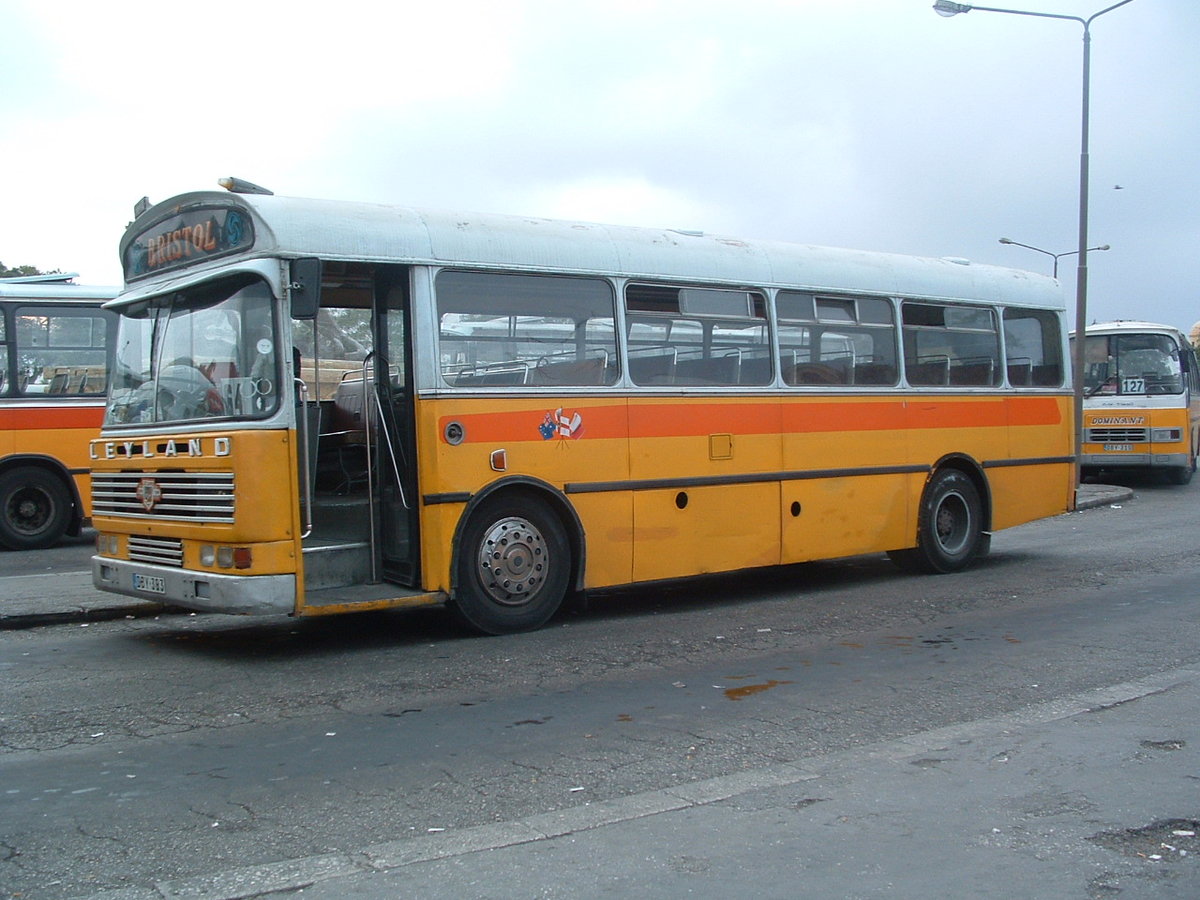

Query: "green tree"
<box><xmin>1</xmin><ymin>262</ymin><xmax>54</xmax><ymax>278</ymax></box>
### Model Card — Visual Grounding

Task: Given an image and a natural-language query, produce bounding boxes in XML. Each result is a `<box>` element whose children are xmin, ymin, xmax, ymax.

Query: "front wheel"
<box><xmin>0</xmin><ymin>467</ymin><xmax>73</xmax><ymax>550</ymax></box>
<box><xmin>1166</xmin><ymin>456</ymin><xmax>1195</xmax><ymax>485</ymax></box>
<box><xmin>450</xmin><ymin>493</ymin><xmax>571</xmax><ymax>635</ymax></box>
<box><xmin>888</xmin><ymin>469</ymin><xmax>985</xmax><ymax>574</ymax></box>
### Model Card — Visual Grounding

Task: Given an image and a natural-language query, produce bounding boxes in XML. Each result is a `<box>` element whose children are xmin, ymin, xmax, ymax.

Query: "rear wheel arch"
<box><xmin>889</xmin><ymin>456</ymin><xmax>991</xmax><ymax>574</ymax></box>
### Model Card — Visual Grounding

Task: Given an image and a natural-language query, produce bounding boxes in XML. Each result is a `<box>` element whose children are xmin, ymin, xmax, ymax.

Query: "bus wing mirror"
<box><xmin>289</xmin><ymin>257</ymin><xmax>322</xmax><ymax>319</ymax></box>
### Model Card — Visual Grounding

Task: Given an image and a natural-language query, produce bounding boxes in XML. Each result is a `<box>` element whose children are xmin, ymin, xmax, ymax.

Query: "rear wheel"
<box><xmin>888</xmin><ymin>469</ymin><xmax>985</xmax><ymax>574</ymax></box>
<box><xmin>0</xmin><ymin>467</ymin><xmax>73</xmax><ymax>550</ymax></box>
<box><xmin>450</xmin><ymin>493</ymin><xmax>571</xmax><ymax>635</ymax></box>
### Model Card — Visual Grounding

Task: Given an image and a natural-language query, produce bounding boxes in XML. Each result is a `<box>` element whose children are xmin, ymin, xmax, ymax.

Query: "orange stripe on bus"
<box><xmin>0</xmin><ymin>406</ymin><xmax>104</xmax><ymax>430</ymax></box>
<box><xmin>436</xmin><ymin>396</ymin><xmax>1063</xmax><ymax>443</ymax></box>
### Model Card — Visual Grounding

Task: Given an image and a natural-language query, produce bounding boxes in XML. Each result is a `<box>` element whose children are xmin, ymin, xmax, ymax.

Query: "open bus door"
<box><xmin>290</xmin><ymin>261</ymin><xmax>422</xmax><ymax>612</ymax></box>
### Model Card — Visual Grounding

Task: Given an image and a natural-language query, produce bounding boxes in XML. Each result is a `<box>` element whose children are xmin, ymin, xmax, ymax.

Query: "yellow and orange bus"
<box><xmin>0</xmin><ymin>275</ymin><xmax>117</xmax><ymax>549</ymax></box>
<box><xmin>90</xmin><ymin>180</ymin><xmax>1074</xmax><ymax>633</ymax></box>
<box><xmin>1072</xmin><ymin>320</ymin><xmax>1200</xmax><ymax>484</ymax></box>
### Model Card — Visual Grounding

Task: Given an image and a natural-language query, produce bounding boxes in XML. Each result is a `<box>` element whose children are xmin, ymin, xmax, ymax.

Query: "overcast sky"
<box><xmin>1</xmin><ymin>0</ymin><xmax>1195</xmax><ymax>332</ymax></box>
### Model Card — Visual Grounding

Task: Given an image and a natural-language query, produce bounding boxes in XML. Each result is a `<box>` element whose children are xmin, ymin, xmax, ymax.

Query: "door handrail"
<box><xmin>295</xmin><ymin>378</ymin><xmax>314</xmax><ymax>539</ymax></box>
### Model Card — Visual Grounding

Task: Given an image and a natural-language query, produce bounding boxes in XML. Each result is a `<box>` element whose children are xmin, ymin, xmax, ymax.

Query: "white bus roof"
<box><xmin>0</xmin><ymin>282</ymin><xmax>118</xmax><ymax>301</ymax></box>
<box><xmin>1073</xmin><ymin>321</ymin><xmax>1188</xmax><ymax>339</ymax></box>
<box><xmin>120</xmin><ymin>189</ymin><xmax>1064</xmax><ymax>309</ymax></box>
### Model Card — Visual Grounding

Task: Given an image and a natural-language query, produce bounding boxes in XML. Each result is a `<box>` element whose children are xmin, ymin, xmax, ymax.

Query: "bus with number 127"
<box><xmin>1072</xmin><ymin>320</ymin><xmax>1200</xmax><ymax>484</ymax></box>
<box><xmin>88</xmin><ymin>180</ymin><xmax>1074</xmax><ymax>633</ymax></box>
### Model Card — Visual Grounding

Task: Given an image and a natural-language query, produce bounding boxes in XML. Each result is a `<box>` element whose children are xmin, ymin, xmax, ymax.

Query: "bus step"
<box><xmin>307</xmin><ymin>496</ymin><xmax>371</xmax><ymax>543</ymax></box>
<box><xmin>300</xmin><ymin>582</ymin><xmax>445</xmax><ymax>615</ymax></box>
<box><xmin>302</xmin><ymin>540</ymin><xmax>371</xmax><ymax>590</ymax></box>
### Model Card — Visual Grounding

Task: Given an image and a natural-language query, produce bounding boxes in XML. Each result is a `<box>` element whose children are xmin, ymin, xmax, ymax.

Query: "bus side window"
<box><xmin>1004</xmin><ymin>307</ymin><xmax>1063</xmax><ymax>389</ymax></box>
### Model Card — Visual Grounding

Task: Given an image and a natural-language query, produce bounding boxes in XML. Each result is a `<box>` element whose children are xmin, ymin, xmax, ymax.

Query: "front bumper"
<box><xmin>1079</xmin><ymin>451</ymin><xmax>1190</xmax><ymax>469</ymax></box>
<box><xmin>92</xmin><ymin>556</ymin><xmax>296</xmax><ymax>615</ymax></box>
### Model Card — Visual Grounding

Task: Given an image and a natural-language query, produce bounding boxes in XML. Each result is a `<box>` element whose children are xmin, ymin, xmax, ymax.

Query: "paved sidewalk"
<box><xmin>0</xmin><ymin>484</ymin><xmax>1133</xmax><ymax>630</ymax></box>
<box><xmin>0</xmin><ymin>570</ymin><xmax>166</xmax><ymax>629</ymax></box>
<box><xmin>1074</xmin><ymin>481</ymin><xmax>1134</xmax><ymax>510</ymax></box>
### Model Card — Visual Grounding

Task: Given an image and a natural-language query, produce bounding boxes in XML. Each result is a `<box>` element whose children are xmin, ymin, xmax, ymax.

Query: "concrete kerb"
<box><xmin>0</xmin><ymin>570</ymin><xmax>169</xmax><ymax>630</ymax></box>
<box><xmin>1074</xmin><ymin>482</ymin><xmax>1135</xmax><ymax>511</ymax></box>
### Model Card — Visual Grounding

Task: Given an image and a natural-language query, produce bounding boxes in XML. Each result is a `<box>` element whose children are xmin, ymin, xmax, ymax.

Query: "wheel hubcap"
<box><xmin>9</xmin><ymin>488</ymin><xmax>50</xmax><ymax>535</ymax></box>
<box><xmin>934</xmin><ymin>491</ymin><xmax>971</xmax><ymax>555</ymax></box>
<box><xmin>476</xmin><ymin>516</ymin><xmax>548</xmax><ymax>606</ymax></box>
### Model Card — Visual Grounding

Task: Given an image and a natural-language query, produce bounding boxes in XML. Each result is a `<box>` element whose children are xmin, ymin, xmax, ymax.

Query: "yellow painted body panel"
<box><xmin>564</xmin><ymin>491</ymin><xmax>635</xmax><ymax>586</ymax></box>
<box><xmin>1082</xmin><ymin>405</ymin><xmax>1200</xmax><ymax>461</ymax></box>
<box><xmin>632</xmin><ymin>483</ymin><xmax>781</xmax><ymax>581</ymax></box>
<box><xmin>91</xmin><ymin>393</ymin><xmax>1072</xmax><ymax>613</ymax></box>
<box><xmin>90</xmin><ymin>429</ymin><xmax>303</xmax><ymax>575</ymax></box>
<box><xmin>414</xmin><ymin>391</ymin><xmax>1074</xmax><ymax>593</ymax></box>
<box><xmin>1</xmin><ymin>401</ymin><xmax>104</xmax><ymax>519</ymax></box>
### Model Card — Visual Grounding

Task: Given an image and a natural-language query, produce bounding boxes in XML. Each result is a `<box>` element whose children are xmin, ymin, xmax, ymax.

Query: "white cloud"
<box><xmin>522</xmin><ymin>175</ymin><xmax>724</xmax><ymax>232</ymax></box>
<box><xmin>1</xmin><ymin>0</ymin><xmax>1197</xmax><ymax>330</ymax></box>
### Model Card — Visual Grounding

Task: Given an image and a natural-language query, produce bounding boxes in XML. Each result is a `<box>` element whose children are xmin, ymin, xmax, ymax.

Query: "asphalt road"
<box><xmin>1</xmin><ymin>472</ymin><xmax>1198</xmax><ymax>899</ymax></box>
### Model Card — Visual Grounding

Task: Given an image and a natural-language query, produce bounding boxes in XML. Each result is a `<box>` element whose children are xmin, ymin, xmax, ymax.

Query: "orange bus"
<box><xmin>0</xmin><ymin>275</ymin><xmax>117</xmax><ymax>549</ymax></box>
<box><xmin>1072</xmin><ymin>320</ymin><xmax>1200</xmax><ymax>484</ymax></box>
<box><xmin>90</xmin><ymin>181</ymin><xmax>1074</xmax><ymax>633</ymax></box>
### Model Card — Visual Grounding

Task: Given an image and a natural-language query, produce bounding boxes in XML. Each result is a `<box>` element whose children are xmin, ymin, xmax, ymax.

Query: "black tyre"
<box><xmin>0</xmin><ymin>467</ymin><xmax>73</xmax><ymax>551</ymax></box>
<box><xmin>1166</xmin><ymin>459</ymin><xmax>1195</xmax><ymax>485</ymax></box>
<box><xmin>450</xmin><ymin>493</ymin><xmax>571</xmax><ymax>635</ymax></box>
<box><xmin>887</xmin><ymin>469</ymin><xmax>985</xmax><ymax>574</ymax></box>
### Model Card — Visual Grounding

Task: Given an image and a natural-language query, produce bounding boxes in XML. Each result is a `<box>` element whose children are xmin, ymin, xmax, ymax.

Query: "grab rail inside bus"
<box><xmin>296</xmin><ymin>378</ymin><xmax>314</xmax><ymax>539</ymax></box>
<box><xmin>361</xmin><ymin>355</ymin><xmax>378</xmax><ymax>583</ymax></box>
<box><xmin>371</xmin><ymin>385</ymin><xmax>410</xmax><ymax>512</ymax></box>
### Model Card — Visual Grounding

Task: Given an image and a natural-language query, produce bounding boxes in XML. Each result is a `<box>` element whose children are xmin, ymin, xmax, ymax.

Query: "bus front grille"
<box><xmin>1086</xmin><ymin>427</ymin><xmax>1149</xmax><ymax>443</ymax></box>
<box><xmin>91</xmin><ymin>471</ymin><xmax>235</xmax><ymax>523</ymax></box>
<box><xmin>128</xmin><ymin>535</ymin><xmax>184</xmax><ymax>567</ymax></box>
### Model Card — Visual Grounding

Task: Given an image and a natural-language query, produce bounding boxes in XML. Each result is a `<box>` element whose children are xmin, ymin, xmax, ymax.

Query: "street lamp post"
<box><xmin>932</xmin><ymin>0</ymin><xmax>1135</xmax><ymax>493</ymax></box>
<box><xmin>998</xmin><ymin>237</ymin><xmax>1110</xmax><ymax>279</ymax></box>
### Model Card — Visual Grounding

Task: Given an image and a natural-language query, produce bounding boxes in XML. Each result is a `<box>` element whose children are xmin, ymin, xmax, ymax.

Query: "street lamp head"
<box><xmin>933</xmin><ymin>1</ymin><xmax>972</xmax><ymax>17</ymax></box>
<box><xmin>1096</xmin><ymin>244</ymin><xmax>1111</xmax><ymax>251</ymax></box>
<box><xmin>998</xmin><ymin>237</ymin><xmax>1014</xmax><ymax>245</ymax></box>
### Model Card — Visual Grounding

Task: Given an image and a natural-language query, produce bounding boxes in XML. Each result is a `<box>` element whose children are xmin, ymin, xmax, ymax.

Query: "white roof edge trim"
<box><xmin>106</xmin><ymin>258</ymin><xmax>281</xmax><ymax>310</ymax></box>
<box><xmin>1074</xmin><ymin>320</ymin><xmax>1189</xmax><ymax>338</ymax></box>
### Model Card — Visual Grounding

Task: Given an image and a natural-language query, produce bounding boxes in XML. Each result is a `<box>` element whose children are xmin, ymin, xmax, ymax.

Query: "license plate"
<box><xmin>1103</xmin><ymin>443</ymin><xmax>1134</xmax><ymax>452</ymax></box>
<box><xmin>132</xmin><ymin>573</ymin><xmax>166</xmax><ymax>594</ymax></box>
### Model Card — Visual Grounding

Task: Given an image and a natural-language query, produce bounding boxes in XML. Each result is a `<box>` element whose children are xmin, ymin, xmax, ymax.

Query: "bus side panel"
<box><xmin>627</xmin><ymin>397</ymin><xmax>782</xmax><ymax>583</ymax></box>
<box><xmin>992</xmin><ymin>394</ymin><xmax>1073</xmax><ymax>529</ymax></box>
<box><xmin>905</xmin><ymin>397</ymin><xmax>1012</xmax><ymax>470</ymax></box>
<box><xmin>415</xmin><ymin>501</ymin><xmax>460</xmax><ymax>595</ymax></box>
<box><xmin>631</xmin><ymin>483</ymin><xmax>780</xmax><ymax>582</ymax></box>
<box><xmin>904</xmin><ymin>396</ymin><xmax>1068</xmax><ymax>531</ymax></box>
<box><xmin>2</xmin><ymin>402</ymin><xmax>103</xmax><ymax>515</ymax></box>
<box><xmin>783</xmin><ymin>474</ymin><xmax>910</xmax><ymax>563</ymax></box>
<box><xmin>987</xmin><ymin>464</ymin><xmax>1074</xmax><ymax>530</ymax></box>
<box><xmin>780</xmin><ymin>396</ymin><xmax>910</xmax><ymax>562</ymax></box>
<box><xmin>568</xmin><ymin>492</ymin><xmax>634</xmax><ymax>588</ymax></box>
<box><xmin>415</xmin><ymin>396</ymin><xmax>633</xmax><ymax>593</ymax></box>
